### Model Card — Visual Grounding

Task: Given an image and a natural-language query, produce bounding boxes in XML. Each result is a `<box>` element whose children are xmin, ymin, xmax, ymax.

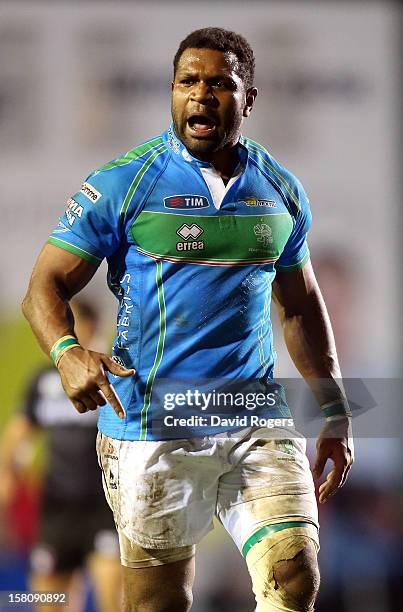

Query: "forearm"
<box><xmin>21</xmin><ymin>245</ymin><xmax>97</xmax><ymax>357</ymax></box>
<box><xmin>280</xmin><ymin>288</ymin><xmax>344</xmax><ymax>406</ymax></box>
<box><xmin>275</xmin><ymin>264</ymin><xmax>353</xmax><ymax>501</ymax></box>
<box><xmin>22</xmin><ymin>271</ymin><xmax>76</xmax><ymax>357</ymax></box>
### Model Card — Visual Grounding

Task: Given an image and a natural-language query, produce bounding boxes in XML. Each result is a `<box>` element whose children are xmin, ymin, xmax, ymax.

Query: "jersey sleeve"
<box><xmin>276</xmin><ymin>178</ymin><xmax>312</xmax><ymax>272</ymax></box>
<box><xmin>47</xmin><ymin>171</ymin><xmax>122</xmax><ymax>265</ymax></box>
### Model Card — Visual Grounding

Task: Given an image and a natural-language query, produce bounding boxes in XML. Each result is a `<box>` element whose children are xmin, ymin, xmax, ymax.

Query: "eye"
<box><xmin>210</xmin><ymin>78</ymin><xmax>236</xmax><ymax>91</ymax></box>
<box><xmin>180</xmin><ymin>78</ymin><xmax>196</xmax><ymax>86</ymax></box>
<box><xmin>211</xmin><ymin>79</ymin><xmax>225</xmax><ymax>88</ymax></box>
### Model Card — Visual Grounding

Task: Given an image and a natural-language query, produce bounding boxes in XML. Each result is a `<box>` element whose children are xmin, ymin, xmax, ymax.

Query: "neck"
<box><xmin>197</xmin><ymin>145</ymin><xmax>239</xmax><ymax>182</ymax></box>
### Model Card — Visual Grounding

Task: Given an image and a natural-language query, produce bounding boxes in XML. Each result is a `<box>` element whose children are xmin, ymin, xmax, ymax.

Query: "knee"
<box><xmin>273</xmin><ymin>543</ymin><xmax>320</xmax><ymax>611</ymax></box>
<box><xmin>123</xmin><ymin>583</ymin><xmax>193</xmax><ymax>612</ymax></box>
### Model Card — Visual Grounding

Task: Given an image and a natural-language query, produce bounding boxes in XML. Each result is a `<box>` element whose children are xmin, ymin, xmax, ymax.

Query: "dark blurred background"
<box><xmin>0</xmin><ymin>1</ymin><xmax>401</xmax><ymax>611</ymax></box>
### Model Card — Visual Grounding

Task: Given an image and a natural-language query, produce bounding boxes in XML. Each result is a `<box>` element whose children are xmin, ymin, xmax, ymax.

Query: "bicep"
<box><xmin>273</xmin><ymin>260</ymin><xmax>319</xmax><ymax>318</ymax></box>
<box><xmin>27</xmin><ymin>243</ymin><xmax>98</xmax><ymax>299</ymax></box>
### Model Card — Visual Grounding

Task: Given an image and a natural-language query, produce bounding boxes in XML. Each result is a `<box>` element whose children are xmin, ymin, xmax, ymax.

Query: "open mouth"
<box><xmin>187</xmin><ymin>115</ymin><xmax>217</xmax><ymax>136</ymax></box>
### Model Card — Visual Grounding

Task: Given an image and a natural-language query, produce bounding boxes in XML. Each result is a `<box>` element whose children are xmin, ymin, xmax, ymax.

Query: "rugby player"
<box><xmin>22</xmin><ymin>28</ymin><xmax>354</xmax><ymax>612</ymax></box>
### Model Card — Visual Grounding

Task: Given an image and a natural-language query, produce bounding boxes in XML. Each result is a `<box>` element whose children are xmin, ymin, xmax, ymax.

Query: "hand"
<box><xmin>311</xmin><ymin>417</ymin><xmax>354</xmax><ymax>504</ymax></box>
<box><xmin>57</xmin><ymin>347</ymin><xmax>135</xmax><ymax>419</ymax></box>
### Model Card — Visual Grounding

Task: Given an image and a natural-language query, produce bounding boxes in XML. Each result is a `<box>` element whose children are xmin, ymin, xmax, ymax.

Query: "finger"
<box><xmin>311</xmin><ymin>450</ymin><xmax>328</xmax><ymax>480</ymax></box>
<box><xmin>97</xmin><ymin>379</ymin><xmax>126</xmax><ymax>420</ymax></box>
<box><xmin>78</xmin><ymin>395</ymin><xmax>99</xmax><ymax>412</ymax></box>
<box><xmin>318</xmin><ymin>463</ymin><xmax>345</xmax><ymax>503</ymax></box>
<box><xmin>89</xmin><ymin>390</ymin><xmax>107</xmax><ymax>407</ymax></box>
<box><xmin>339</xmin><ymin>463</ymin><xmax>352</xmax><ymax>489</ymax></box>
<box><xmin>101</xmin><ymin>356</ymin><xmax>135</xmax><ymax>378</ymax></box>
<box><xmin>72</xmin><ymin>399</ymin><xmax>88</xmax><ymax>414</ymax></box>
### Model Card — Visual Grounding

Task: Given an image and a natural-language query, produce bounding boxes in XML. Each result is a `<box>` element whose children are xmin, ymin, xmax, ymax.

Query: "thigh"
<box><xmin>216</xmin><ymin>431</ymin><xmax>319</xmax><ymax>555</ymax></box>
<box><xmin>96</xmin><ymin>432</ymin><xmax>221</xmax><ymax>550</ymax></box>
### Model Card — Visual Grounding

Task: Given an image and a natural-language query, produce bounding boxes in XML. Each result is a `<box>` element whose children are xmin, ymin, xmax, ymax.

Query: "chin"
<box><xmin>184</xmin><ymin>137</ymin><xmax>219</xmax><ymax>156</ymax></box>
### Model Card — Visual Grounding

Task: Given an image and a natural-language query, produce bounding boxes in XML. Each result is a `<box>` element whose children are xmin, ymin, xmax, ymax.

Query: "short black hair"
<box><xmin>72</xmin><ymin>298</ymin><xmax>99</xmax><ymax>324</ymax></box>
<box><xmin>173</xmin><ymin>27</ymin><xmax>255</xmax><ymax>89</ymax></box>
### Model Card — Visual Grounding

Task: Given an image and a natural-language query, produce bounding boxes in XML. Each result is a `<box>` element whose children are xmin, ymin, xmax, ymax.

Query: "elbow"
<box><xmin>21</xmin><ymin>291</ymin><xmax>32</xmax><ymax>321</ymax></box>
<box><xmin>21</xmin><ymin>277</ymin><xmax>37</xmax><ymax>322</ymax></box>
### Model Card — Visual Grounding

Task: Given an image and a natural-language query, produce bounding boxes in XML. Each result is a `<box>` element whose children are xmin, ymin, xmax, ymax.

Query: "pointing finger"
<box><xmin>98</xmin><ymin>378</ymin><xmax>126</xmax><ymax>420</ymax></box>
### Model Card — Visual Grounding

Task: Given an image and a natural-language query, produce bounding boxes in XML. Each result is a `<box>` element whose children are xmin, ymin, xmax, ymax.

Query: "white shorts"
<box><xmin>96</xmin><ymin>427</ymin><xmax>319</xmax><ymax>555</ymax></box>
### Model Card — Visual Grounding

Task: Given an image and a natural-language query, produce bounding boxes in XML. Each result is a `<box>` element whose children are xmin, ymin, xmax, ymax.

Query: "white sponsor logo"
<box><xmin>176</xmin><ymin>224</ymin><xmax>203</xmax><ymax>240</ymax></box>
<box><xmin>176</xmin><ymin>241</ymin><xmax>204</xmax><ymax>252</ymax></box>
<box><xmin>65</xmin><ymin>197</ymin><xmax>84</xmax><ymax>226</ymax></box>
<box><xmin>116</xmin><ymin>273</ymin><xmax>133</xmax><ymax>351</ymax></box>
<box><xmin>253</xmin><ymin>223</ymin><xmax>273</xmax><ymax>246</ymax></box>
<box><xmin>80</xmin><ymin>181</ymin><xmax>101</xmax><ymax>202</ymax></box>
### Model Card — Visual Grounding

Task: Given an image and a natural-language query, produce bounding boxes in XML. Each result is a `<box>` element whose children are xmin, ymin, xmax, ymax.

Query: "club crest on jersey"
<box><xmin>253</xmin><ymin>223</ymin><xmax>273</xmax><ymax>246</ymax></box>
<box><xmin>240</xmin><ymin>197</ymin><xmax>277</xmax><ymax>208</ymax></box>
<box><xmin>164</xmin><ymin>195</ymin><xmax>210</xmax><ymax>209</ymax></box>
<box><xmin>176</xmin><ymin>223</ymin><xmax>205</xmax><ymax>251</ymax></box>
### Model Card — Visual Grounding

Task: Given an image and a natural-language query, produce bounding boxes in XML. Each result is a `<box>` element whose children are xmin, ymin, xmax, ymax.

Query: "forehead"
<box><xmin>176</xmin><ymin>47</ymin><xmax>241</xmax><ymax>78</ymax></box>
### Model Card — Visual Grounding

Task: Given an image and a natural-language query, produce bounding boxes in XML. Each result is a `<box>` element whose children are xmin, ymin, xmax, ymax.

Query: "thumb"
<box><xmin>312</xmin><ymin>452</ymin><xmax>327</xmax><ymax>480</ymax></box>
<box><xmin>101</xmin><ymin>356</ymin><xmax>136</xmax><ymax>378</ymax></box>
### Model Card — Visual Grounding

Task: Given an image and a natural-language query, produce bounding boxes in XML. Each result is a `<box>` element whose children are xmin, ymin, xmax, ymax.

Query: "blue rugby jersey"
<box><xmin>48</xmin><ymin>126</ymin><xmax>312</xmax><ymax>440</ymax></box>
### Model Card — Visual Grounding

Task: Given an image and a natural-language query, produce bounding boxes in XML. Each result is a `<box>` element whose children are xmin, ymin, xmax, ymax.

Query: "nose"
<box><xmin>190</xmin><ymin>81</ymin><xmax>214</xmax><ymax>105</ymax></box>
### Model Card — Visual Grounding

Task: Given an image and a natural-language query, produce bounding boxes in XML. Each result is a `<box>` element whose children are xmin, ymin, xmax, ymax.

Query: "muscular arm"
<box><xmin>273</xmin><ymin>260</ymin><xmax>354</xmax><ymax>502</ymax></box>
<box><xmin>22</xmin><ymin>244</ymin><xmax>97</xmax><ymax>354</ymax></box>
<box><xmin>273</xmin><ymin>260</ymin><xmax>342</xmax><ymax>404</ymax></box>
<box><xmin>22</xmin><ymin>244</ymin><xmax>134</xmax><ymax>418</ymax></box>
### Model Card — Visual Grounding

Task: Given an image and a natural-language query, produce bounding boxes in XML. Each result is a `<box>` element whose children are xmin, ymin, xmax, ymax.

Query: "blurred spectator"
<box><xmin>0</xmin><ymin>300</ymin><xmax>121</xmax><ymax>612</ymax></box>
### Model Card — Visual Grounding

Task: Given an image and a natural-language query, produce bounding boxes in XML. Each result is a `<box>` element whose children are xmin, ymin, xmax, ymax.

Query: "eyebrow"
<box><xmin>177</xmin><ymin>71</ymin><xmax>238</xmax><ymax>86</ymax></box>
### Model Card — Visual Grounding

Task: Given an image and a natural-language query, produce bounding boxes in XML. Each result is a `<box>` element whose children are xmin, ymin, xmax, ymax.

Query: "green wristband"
<box><xmin>50</xmin><ymin>335</ymin><xmax>80</xmax><ymax>366</ymax></box>
<box><xmin>321</xmin><ymin>399</ymin><xmax>352</xmax><ymax>419</ymax></box>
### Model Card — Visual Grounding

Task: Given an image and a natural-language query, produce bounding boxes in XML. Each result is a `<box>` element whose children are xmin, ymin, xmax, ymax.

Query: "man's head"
<box><xmin>171</xmin><ymin>27</ymin><xmax>257</xmax><ymax>158</ymax></box>
<box><xmin>71</xmin><ymin>298</ymin><xmax>99</xmax><ymax>346</ymax></box>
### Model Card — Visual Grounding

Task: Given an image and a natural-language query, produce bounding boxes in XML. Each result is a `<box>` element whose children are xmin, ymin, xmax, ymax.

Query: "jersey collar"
<box><xmin>164</xmin><ymin>124</ymin><xmax>248</xmax><ymax>169</ymax></box>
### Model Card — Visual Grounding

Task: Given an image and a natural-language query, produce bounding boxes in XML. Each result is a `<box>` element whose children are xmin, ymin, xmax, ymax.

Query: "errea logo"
<box><xmin>176</xmin><ymin>224</ymin><xmax>203</xmax><ymax>240</ymax></box>
<box><xmin>176</xmin><ymin>224</ymin><xmax>204</xmax><ymax>251</ymax></box>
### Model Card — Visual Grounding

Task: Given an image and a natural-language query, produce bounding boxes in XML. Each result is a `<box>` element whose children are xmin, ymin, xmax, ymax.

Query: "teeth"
<box><xmin>189</xmin><ymin>116</ymin><xmax>215</xmax><ymax>127</ymax></box>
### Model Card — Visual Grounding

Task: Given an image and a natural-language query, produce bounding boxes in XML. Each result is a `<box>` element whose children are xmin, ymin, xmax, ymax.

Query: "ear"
<box><xmin>171</xmin><ymin>81</ymin><xmax>174</xmax><ymax>91</ymax></box>
<box><xmin>243</xmin><ymin>87</ymin><xmax>258</xmax><ymax>118</ymax></box>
